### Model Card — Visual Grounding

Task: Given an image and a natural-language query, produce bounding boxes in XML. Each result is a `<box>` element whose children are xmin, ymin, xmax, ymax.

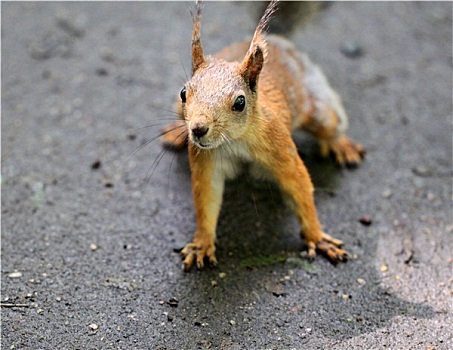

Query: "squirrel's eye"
<box><xmin>180</xmin><ymin>87</ymin><xmax>186</xmax><ymax>103</ymax></box>
<box><xmin>232</xmin><ymin>95</ymin><xmax>245</xmax><ymax>112</ymax></box>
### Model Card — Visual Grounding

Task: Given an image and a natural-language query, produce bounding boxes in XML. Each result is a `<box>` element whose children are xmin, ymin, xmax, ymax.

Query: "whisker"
<box><xmin>267</xmin><ymin>181</ymin><xmax>276</xmax><ymax>208</ymax></box>
<box><xmin>177</xmin><ymin>75</ymin><xmax>187</xmax><ymax>87</ymax></box>
<box><xmin>165</xmin><ymin>128</ymin><xmax>188</xmax><ymax>192</ymax></box>
<box><xmin>147</xmin><ymin>103</ymin><xmax>181</xmax><ymax>117</ymax></box>
<box><xmin>166</xmin><ymin>149</ymin><xmax>178</xmax><ymax>193</ymax></box>
<box><xmin>126</xmin><ymin>124</ymin><xmax>186</xmax><ymax>163</ymax></box>
<box><xmin>143</xmin><ymin>146</ymin><xmax>168</xmax><ymax>190</ymax></box>
<box><xmin>179</xmin><ymin>53</ymin><xmax>190</xmax><ymax>81</ymax></box>
<box><xmin>222</xmin><ymin>127</ymin><xmax>250</xmax><ymax>156</ymax></box>
<box><xmin>251</xmin><ymin>192</ymin><xmax>259</xmax><ymax>218</ymax></box>
<box><xmin>143</xmin><ymin>127</ymin><xmax>188</xmax><ymax>190</ymax></box>
<box><xmin>133</xmin><ymin>119</ymin><xmax>182</xmax><ymax>131</ymax></box>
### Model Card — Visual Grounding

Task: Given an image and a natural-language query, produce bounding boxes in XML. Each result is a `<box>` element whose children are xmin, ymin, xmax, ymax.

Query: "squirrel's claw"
<box><xmin>302</xmin><ymin>232</ymin><xmax>348</xmax><ymax>265</ymax></box>
<box><xmin>320</xmin><ymin>135</ymin><xmax>366</xmax><ymax>168</ymax></box>
<box><xmin>181</xmin><ymin>241</ymin><xmax>217</xmax><ymax>272</ymax></box>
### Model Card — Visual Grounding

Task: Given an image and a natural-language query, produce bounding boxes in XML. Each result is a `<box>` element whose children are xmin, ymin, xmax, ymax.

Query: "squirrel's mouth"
<box><xmin>191</xmin><ymin>138</ymin><xmax>222</xmax><ymax>150</ymax></box>
<box><xmin>193</xmin><ymin>141</ymin><xmax>214</xmax><ymax>149</ymax></box>
<box><xmin>196</xmin><ymin>142</ymin><xmax>210</xmax><ymax>149</ymax></box>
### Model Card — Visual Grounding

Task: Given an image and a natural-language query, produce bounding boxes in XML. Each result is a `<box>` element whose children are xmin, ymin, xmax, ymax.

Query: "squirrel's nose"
<box><xmin>191</xmin><ymin>125</ymin><xmax>209</xmax><ymax>138</ymax></box>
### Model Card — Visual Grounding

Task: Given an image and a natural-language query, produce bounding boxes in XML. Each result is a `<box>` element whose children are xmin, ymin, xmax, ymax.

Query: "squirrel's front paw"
<box><xmin>303</xmin><ymin>232</ymin><xmax>348</xmax><ymax>265</ymax></box>
<box><xmin>320</xmin><ymin>135</ymin><xmax>365</xmax><ymax>167</ymax></box>
<box><xmin>181</xmin><ymin>240</ymin><xmax>217</xmax><ymax>271</ymax></box>
<box><xmin>161</xmin><ymin>121</ymin><xmax>188</xmax><ymax>150</ymax></box>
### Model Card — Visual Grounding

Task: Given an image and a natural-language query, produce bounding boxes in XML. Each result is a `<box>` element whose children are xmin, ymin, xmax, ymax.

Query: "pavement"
<box><xmin>1</xmin><ymin>1</ymin><xmax>452</xmax><ymax>349</ymax></box>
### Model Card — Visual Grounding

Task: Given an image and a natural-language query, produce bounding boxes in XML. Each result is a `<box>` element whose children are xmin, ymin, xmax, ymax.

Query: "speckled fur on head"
<box><xmin>183</xmin><ymin>56</ymin><xmax>253</xmax><ymax>150</ymax></box>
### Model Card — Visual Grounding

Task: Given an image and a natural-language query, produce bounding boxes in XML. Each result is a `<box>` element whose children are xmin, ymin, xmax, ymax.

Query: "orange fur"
<box><xmin>163</xmin><ymin>0</ymin><xmax>364</xmax><ymax>270</ymax></box>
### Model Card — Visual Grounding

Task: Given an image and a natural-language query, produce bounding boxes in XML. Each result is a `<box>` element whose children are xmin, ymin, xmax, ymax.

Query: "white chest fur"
<box><xmin>212</xmin><ymin>141</ymin><xmax>253</xmax><ymax>180</ymax></box>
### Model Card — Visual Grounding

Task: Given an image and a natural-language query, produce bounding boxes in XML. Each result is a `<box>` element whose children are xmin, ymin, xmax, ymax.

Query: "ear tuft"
<box><xmin>240</xmin><ymin>0</ymin><xmax>278</xmax><ymax>92</ymax></box>
<box><xmin>191</xmin><ymin>0</ymin><xmax>205</xmax><ymax>73</ymax></box>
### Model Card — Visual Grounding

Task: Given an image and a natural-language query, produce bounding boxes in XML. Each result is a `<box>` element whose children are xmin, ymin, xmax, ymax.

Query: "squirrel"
<box><xmin>161</xmin><ymin>0</ymin><xmax>365</xmax><ymax>271</ymax></box>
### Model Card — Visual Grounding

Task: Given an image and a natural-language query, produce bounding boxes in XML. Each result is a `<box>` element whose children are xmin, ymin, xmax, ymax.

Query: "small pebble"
<box><xmin>211</xmin><ymin>280</ymin><xmax>218</xmax><ymax>287</ymax></box>
<box><xmin>427</xmin><ymin>192</ymin><xmax>436</xmax><ymax>201</ymax></box>
<box><xmin>340</xmin><ymin>41</ymin><xmax>364</xmax><ymax>59</ymax></box>
<box><xmin>95</xmin><ymin>67</ymin><xmax>109</xmax><ymax>76</ymax></box>
<box><xmin>88</xmin><ymin>323</ymin><xmax>99</xmax><ymax>330</ymax></box>
<box><xmin>412</xmin><ymin>166</ymin><xmax>431</xmax><ymax>177</ymax></box>
<box><xmin>100</xmin><ymin>47</ymin><xmax>114</xmax><ymax>62</ymax></box>
<box><xmin>265</xmin><ymin>280</ymin><xmax>286</xmax><ymax>297</ymax></box>
<box><xmin>90</xmin><ymin>243</ymin><xmax>98</xmax><ymax>251</ymax></box>
<box><xmin>56</xmin><ymin>11</ymin><xmax>86</xmax><ymax>38</ymax></box>
<box><xmin>8</xmin><ymin>271</ymin><xmax>22</xmax><ymax>278</ymax></box>
<box><xmin>127</xmin><ymin>130</ymin><xmax>137</xmax><ymax>141</ymax></box>
<box><xmin>219</xmin><ymin>272</ymin><xmax>227</xmax><ymax>279</ymax></box>
<box><xmin>91</xmin><ymin>160</ymin><xmax>101</xmax><ymax>170</ymax></box>
<box><xmin>229</xmin><ymin>320</ymin><xmax>236</xmax><ymax>326</ymax></box>
<box><xmin>359</xmin><ymin>216</ymin><xmax>373</xmax><ymax>226</ymax></box>
<box><xmin>380</xmin><ymin>264</ymin><xmax>388</xmax><ymax>272</ymax></box>
<box><xmin>167</xmin><ymin>297</ymin><xmax>179</xmax><ymax>307</ymax></box>
<box><xmin>357</xmin><ymin>278</ymin><xmax>366</xmax><ymax>285</ymax></box>
<box><xmin>381</xmin><ymin>189</ymin><xmax>393</xmax><ymax>198</ymax></box>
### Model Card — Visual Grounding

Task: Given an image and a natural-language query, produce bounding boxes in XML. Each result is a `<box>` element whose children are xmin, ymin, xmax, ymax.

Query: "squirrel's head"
<box><xmin>181</xmin><ymin>52</ymin><xmax>263</xmax><ymax>150</ymax></box>
<box><xmin>180</xmin><ymin>0</ymin><xmax>278</xmax><ymax>150</ymax></box>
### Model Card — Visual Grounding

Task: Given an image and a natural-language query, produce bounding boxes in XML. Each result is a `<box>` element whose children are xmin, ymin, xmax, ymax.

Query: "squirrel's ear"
<box><xmin>192</xmin><ymin>1</ymin><xmax>205</xmax><ymax>73</ymax></box>
<box><xmin>240</xmin><ymin>44</ymin><xmax>264</xmax><ymax>92</ymax></box>
<box><xmin>240</xmin><ymin>0</ymin><xmax>277</xmax><ymax>91</ymax></box>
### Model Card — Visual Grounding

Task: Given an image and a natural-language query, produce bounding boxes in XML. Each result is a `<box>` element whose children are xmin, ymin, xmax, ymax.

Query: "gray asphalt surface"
<box><xmin>2</xmin><ymin>1</ymin><xmax>452</xmax><ymax>349</ymax></box>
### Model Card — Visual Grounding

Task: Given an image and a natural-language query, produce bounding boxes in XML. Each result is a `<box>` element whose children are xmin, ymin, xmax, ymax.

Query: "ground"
<box><xmin>1</xmin><ymin>1</ymin><xmax>452</xmax><ymax>349</ymax></box>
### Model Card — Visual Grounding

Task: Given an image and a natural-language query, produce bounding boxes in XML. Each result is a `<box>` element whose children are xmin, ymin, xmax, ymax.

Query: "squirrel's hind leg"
<box><xmin>301</xmin><ymin>100</ymin><xmax>365</xmax><ymax>167</ymax></box>
<box><xmin>298</xmin><ymin>54</ymin><xmax>365</xmax><ymax>167</ymax></box>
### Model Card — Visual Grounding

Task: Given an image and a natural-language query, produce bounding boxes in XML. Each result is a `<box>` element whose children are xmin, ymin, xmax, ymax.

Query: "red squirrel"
<box><xmin>161</xmin><ymin>0</ymin><xmax>365</xmax><ymax>271</ymax></box>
